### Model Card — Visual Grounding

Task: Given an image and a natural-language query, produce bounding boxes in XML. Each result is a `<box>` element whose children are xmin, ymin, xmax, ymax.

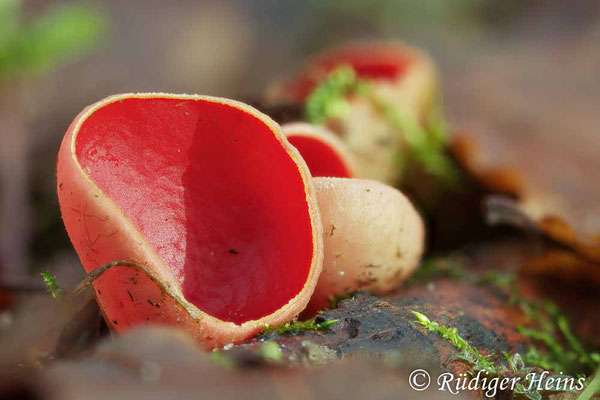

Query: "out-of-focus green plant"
<box><xmin>40</xmin><ymin>268</ymin><xmax>63</xmax><ymax>299</ymax></box>
<box><xmin>304</xmin><ymin>65</ymin><xmax>462</xmax><ymax>187</ymax></box>
<box><xmin>0</xmin><ymin>0</ymin><xmax>106</xmax><ymax>80</ymax></box>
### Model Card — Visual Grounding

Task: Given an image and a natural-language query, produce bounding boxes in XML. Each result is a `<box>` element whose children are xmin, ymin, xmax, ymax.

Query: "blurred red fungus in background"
<box><xmin>279</xmin><ymin>43</ymin><xmax>413</xmax><ymax>102</ymax></box>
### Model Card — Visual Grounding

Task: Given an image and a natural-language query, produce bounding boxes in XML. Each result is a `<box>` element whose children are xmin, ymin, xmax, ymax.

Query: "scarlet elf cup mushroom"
<box><xmin>283</xmin><ymin>123</ymin><xmax>425</xmax><ymax>314</ymax></box>
<box><xmin>309</xmin><ymin>177</ymin><xmax>424</xmax><ymax>314</ymax></box>
<box><xmin>282</xmin><ymin>122</ymin><xmax>356</xmax><ymax>178</ymax></box>
<box><xmin>56</xmin><ymin>93</ymin><xmax>323</xmax><ymax>349</ymax></box>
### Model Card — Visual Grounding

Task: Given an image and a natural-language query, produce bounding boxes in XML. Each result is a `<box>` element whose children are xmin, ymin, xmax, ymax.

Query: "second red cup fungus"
<box><xmin>282</xmin><ymin>122</ymin><xmax>356</xmax><ymax>178</ymax></box>
<box><xmin>307</xmin><ymin>177</ymin><xmax>425</xmax><ymax>314</ymax></box>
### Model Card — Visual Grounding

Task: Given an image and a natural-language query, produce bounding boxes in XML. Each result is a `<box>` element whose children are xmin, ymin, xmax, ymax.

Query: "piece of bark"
<box><xmin>233</xmin><ymin>283</ymin><xmax>529</xmax><ymax>376</ymax></box>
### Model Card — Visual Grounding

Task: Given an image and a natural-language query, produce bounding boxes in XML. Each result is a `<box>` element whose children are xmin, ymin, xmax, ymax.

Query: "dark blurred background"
<box><xmin>1</xmin><ymin>0</ymin><xmax>599</xmax><ymax>288</ymax></box>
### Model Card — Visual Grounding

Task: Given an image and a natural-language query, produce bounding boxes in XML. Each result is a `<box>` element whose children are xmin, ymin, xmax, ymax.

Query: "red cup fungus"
<box><xmin>281</xmin><ymin>123</ymin><xmax>425</xmax><ymax>313</ymax></box>
<box><xmin>266</xmin><ymin>41</ymin><xmax>438</xmax><ymax>184</ymax></box>
<box><xmin>307</xmin><ymin>177</ymin><xmax>425</xmax><ymax>314</ymax></box>
<box><xmin>282</xmin><ymin>122</ymin><xmax>356</xmax><ymax>178</ymax></box>
<box><xmin>57</xmin><ymin>93</ymin><xmax>324</xmax><ymax>349</ymax></box>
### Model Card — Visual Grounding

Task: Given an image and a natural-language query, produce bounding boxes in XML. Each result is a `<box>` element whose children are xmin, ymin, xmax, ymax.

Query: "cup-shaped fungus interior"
<box><xmin>286</xmin><ymin>134</ymin><xmax>353</xmax><ymax>178</ymax></box>
<box><xmin>74</xmin><ymin>97</ymin><xmax>314</xmax><ymax>324</ymax></box>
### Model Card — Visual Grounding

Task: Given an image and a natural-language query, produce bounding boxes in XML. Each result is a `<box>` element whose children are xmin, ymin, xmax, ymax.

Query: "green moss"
<box><xmin>481</xmin><ymin>273</ymin><xmax>600</xmax><ymax>376</ymax></box>
<box><xmin>208</xmin><ymin>350</ymin><xmax>235</xmax><ymax>369</ymax></box>
<box><xmin>209</xmin><ymin>342</ymin><xmax>283</xmax><ymax>367</ymax></box>
<box><xmin>577</xmin><ymin>368</ymin><xmax>600</xmax><ymax>400</ymax></box>
<box><xmin>409</xmin><ymin>258</ymin><xmax>600</xmax><ymax>378</ymax></box>
<box><xmin>304</xmin><ymin>65</ymin><xmax>462</xmax><ymax>187</ymax></box>
<box><xmin>515</xmin><ymin>299</ymin><xmax>600</xmax><ymax>376</ymax></box>
<box><xmin>258</xmin><ymin>341</ymin><xmax>283</xmax><ymax>363</ymax></box>
<box><xmin>409</xmin><ymin>257</ymin><xmax>468</xmax><ymax>283</ymax></box>
<box><xmin>40</xmin><ymin>269</ymin><xmax>63</xmax><ymax>299</ymax></box>
<box><xmin>369</xmin><ymin>93</ymin><xmax>462</xmax><ymax>187</ymax></box>
<box><xmin>412</xmin><ymin>310</ymin><xmax>497</xmax><ymax>372</ymax></box>
<box><xmin>262</xmin><ymin>318</ymin><xmax>339</xmax><ymax>335</ymax></box>
<box><xmin>412</xmin><ymin>311</ymin><xmax>585</xmax><ymax>400</ymax></box>
<box><xmin>304</xmin><ymin>65</ymin><xmax>358</xmax><ymax>124</ymax></box>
